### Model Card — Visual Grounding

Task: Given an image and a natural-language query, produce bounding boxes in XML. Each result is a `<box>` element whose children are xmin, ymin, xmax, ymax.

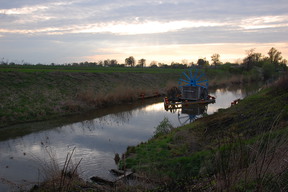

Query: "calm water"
<box><xmin>0</xmin><ymin>85</ymin><xmax>260</xmax><ymax>191</ymax></box>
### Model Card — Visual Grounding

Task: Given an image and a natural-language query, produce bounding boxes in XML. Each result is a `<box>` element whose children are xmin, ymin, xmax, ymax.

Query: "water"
<box><xmin>0</xmin><ymin>85</ymin><xmax>260</xmax><ymax>191</ymax></box>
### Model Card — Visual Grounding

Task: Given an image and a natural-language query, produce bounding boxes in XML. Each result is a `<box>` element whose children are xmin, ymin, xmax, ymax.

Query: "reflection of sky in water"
<box><xmin>208</xmin><ymin>88</ymin><xmax>245</xmax><ymax>114</ymax></box>
<box><xmin>0</xmin><ymin>87</ymin><xmax>253</xmax><ymax>192</ymax></box>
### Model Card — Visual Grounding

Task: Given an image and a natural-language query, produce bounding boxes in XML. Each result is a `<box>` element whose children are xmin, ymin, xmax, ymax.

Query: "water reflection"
<box><xmin>164</xmin><ymin>102</ymin><xmax>209</xmax><ymax>125</ymax></box>
<box><xmin>178</xmin><ymin>104</ymin><xmax>208</xmax><ymax>125</ymax></box>
<box><xmin>0</xmin><ymin>85</ymin><xmax>262</xmax><ymax>192</ymax></box>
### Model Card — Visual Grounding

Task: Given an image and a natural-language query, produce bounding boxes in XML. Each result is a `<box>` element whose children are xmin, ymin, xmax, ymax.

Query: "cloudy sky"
<box><xmin>1</xmin><ymin>0</ymin><xmax>288</xmax><ymax>65</ymax></box>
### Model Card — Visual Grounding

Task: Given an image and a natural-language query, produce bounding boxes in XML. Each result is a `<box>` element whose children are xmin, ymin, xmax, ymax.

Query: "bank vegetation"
<box><xmin>121</xmin><ymin>74</ymin><xmax>288</xmax><ymax>191</ymax></box>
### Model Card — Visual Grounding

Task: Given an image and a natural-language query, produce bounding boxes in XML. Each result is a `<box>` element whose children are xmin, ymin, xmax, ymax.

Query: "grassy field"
<box><xmin>0</xmin><ymin>65</ymin><xmax>184</xmax><ymax>73</ymax></box>
<box><xmin>121</xmin><ymin>75</ymin><xmax>288</xmax><ymax>191</ymax></box>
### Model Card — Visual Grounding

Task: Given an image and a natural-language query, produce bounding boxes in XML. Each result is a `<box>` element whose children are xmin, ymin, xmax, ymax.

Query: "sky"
<box><xmin>0</xmin><ymin>0</ymin><xmax>288</xmax><ymax>65</ymax></box>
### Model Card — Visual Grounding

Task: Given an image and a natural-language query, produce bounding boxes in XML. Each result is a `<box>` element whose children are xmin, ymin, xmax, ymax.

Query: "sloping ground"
<box><xmin>123</xmin><ymin>74</ymin><xmax>288</xmax><ymax>191</ymax></box>
<box><xmin>0</xmin><ymin>71</ymin><xmax>179</xmax><ymax>127</ymax></box>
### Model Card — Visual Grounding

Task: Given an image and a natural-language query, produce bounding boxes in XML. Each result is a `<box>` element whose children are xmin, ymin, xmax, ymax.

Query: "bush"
<box><xmin>262</xmin><ymin>62</ymin><xmax>275</xmax><ymax>80</ymax></box>
<box><xmin>154</xmin><ymin>117</ymin><xmax>174</xmax><ymax>137</ymax></box>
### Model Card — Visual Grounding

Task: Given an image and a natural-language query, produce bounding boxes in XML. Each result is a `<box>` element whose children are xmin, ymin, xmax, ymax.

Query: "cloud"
<box><xmin>1</xmin><ymin>0</ymin><xmax>287</xmax><ymax>34</ymax></box>
<box><xmin>0</xmin><ymin>0</ymin><xmax>288</xmax><ymax>64</ymax></box>
<box><xmin>71</xmin><ymin>20</ymin><xmax>227</xmax><ymax>35</ymax></box>
<box><xmin>240</xmin><ymin>15</ymin><xmax>288</xmax><ymax>30</ymax></box>
<box><xmin>0</xmin><ymin>5</ymin><xmax>48</xmax><ymax>15</ymax></box>
<box><xmin>0</xmin><ymin>16</ymin><xmax>228</xmax><ymax>36</ymax></box>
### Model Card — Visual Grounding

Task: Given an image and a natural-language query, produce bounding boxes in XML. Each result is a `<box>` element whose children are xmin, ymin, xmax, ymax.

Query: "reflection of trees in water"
<box><xmin>57</xmin><ymin>98</ymin><xmax>161</xmax><ymax>134</ymax></box>
<box><xmin>80</xmin><ymin>120</ymin><xmax>98</xmax><ymax>132</ymax></box>
<box><xmin>77</xmin><ymin>110</ymin><xmax>133</xmax><ymax>132</ymax></box>
<box><xmin>110</xmin><ymin>110</ymin><xmax>133</xmax><ymax>125</ymax></box>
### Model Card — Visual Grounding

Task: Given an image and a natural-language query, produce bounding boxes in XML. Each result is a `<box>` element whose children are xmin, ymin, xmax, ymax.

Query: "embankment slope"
<box><xmin>0</xmin><ymin>71</ymin><xmax>179</xmax><ymax>127</ymax></box>
<box><xmin>123</xmin><ymin>75</ymin><xmax>288</xmax><ymax>191</ymax></box>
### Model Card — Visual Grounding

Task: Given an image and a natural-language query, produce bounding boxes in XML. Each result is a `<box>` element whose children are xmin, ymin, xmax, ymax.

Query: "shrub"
<box><xmin>153</xmin><ymin>117</ymin><xmax>174</xmax><ymax>137</ymax></box>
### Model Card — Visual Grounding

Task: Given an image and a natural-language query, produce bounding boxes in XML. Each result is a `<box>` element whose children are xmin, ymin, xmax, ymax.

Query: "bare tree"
<box><xmin>211</xmin><ymin>53</ymin><xmax>221</xmax><ymax>66</ymax></box>
<box><xmin>243</xmin><ymin>49</ymin><xmax>264</xmax><ymax>70</ymax></box>
<box><xmin>268</xmin><ymin>47</ymin><xmax>282</xmax><ymax>68</ymax></box>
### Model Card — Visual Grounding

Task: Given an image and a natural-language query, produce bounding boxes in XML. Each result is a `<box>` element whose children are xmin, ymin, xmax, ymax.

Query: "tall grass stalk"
<box><xmin>34</xmin><ymin>147</ymin><xmax>83</xmax><ymax>192</ymax></box>
<box><xmin>59</xmin><ymin>147</ymin><xmax>82</xmax><ymax>192</ymax></box>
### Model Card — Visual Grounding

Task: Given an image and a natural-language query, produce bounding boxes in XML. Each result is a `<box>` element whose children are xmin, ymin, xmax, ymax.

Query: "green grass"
<box><xmin>0</xmin><ymin>65</ymin><xmax>184</xmax><ymax>74</ymax></box>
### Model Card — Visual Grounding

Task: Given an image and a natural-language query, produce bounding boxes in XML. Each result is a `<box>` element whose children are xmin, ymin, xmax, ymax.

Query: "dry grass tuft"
<box><xmin>32</xmin><ymin>147</ymin><xmax>83</xmax><ymax>192</ymax></box>
<box><xmin>75</xmin><ymin>85</ymin><xmax>139</xmax><ymax>108</ymax></box>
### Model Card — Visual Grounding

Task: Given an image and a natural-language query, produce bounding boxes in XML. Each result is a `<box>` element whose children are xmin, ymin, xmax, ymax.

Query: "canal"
<box><xmin>0</xmin><ymin>84</ymin><xmax>260</xmax><ymax>191</ymax></box>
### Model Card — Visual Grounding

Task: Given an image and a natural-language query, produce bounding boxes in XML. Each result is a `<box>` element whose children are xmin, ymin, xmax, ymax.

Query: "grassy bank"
<box><xmin>26</xmin><ymin>72</ymin><xmax>288</xmax><ymax>192</ymax></box>
<box><xmin>121</xmin><ymin>74</ymin><xmax>288</xmax><ymax>191</ymax></box>
<box><xmin>0</xmin><ymin>65</ymin><xmax>267</xmax><ymax>128</ymax></box>
<box><xmin>0</xmin><ymin>68</ymin><xmax>179</xmax><ymax>127</ymax></box>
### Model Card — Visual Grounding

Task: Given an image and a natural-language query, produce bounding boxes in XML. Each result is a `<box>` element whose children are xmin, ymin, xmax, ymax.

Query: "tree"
<box><xmin>110</xmin><ymin>59</ymin><xmax>118</xmax><ymax>66</ymax></box>
<box><xmin>268</xmin><ymin>47</ymin><xmax>282</xmax><ymax>69</ymax></box>
<box><xmin>211</xmin><ymin>53</ymin><xmax>221</xmax><ymax>66</ymax></box>
<box><xmin>138</xmin><ymin>58</ymin><xmax>146</xmax><ymax>67</ymax></box>
<box><xmin>243</xmin><ymin>48</ymin><xmax>262</xmax><ymax>70</ymax></box>
<box><xmin>279</xmin><ymin>59</ymin><xmax>288</xmax><ymax>71</ymax></box>
<box><xmin>98</xmin><ymin>60</ymin><xmax>103</xmax><ymax>66</ymax></box>
<box><xmin>104</xmin><ymin>59</ymin><xmax>111</xmax><ymax>66</ymax></box>
<box><xmin>253</xmin><ymin>52</ymin><xmax>262</xmax><ymax>63</ymax></box>
<box><xmin>125</xmin><ymin>56</ymin><xmax>135</xmax><ymax>67</ymax></box>
<box><xmin>150</xmin><ymin>61</ymin><xmax>158</xmax><ymax>68</ymax></box>
<box><xmin>171</xmin><ymin>62</ymin><xmax>187</xmax><ymax>69</ymax></box>
<box><xmin>280</xmin><ymin>59</ymin><xmax>287</xmax><ymax>65</ymax></box>
<box><xmin>182</xmin><ymin>59</ymin><xmax>188</xmax><ymax>65</ymax></box>
<box><xmin>197</xmin><ymin>58</ymin><xmax>209</xmax><ymax>67</ymax></box>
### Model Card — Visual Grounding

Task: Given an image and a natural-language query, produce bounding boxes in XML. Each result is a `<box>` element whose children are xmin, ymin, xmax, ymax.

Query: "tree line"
<box><xmin>1</xmin><ymin>47</ymin><xmax>287</xmax><ymax>72</ymax></box>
